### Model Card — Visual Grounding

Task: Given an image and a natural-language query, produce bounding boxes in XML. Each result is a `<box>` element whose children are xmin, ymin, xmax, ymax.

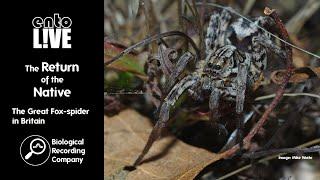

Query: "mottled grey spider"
<box><xmin>106</xmin><ymin>8</ymin><xmax>287</xmax><ymax>166</ymax></box>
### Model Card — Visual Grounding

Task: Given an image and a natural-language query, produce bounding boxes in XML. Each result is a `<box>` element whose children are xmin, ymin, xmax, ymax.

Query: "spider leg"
<box><xmin>188</xmin><ymin>76</ymin><xmax>204</xmax><ymax>101</ymax></box>
<box><xmin>209</xmin><ymin>88</ymin><xmax>221</xmax><ymax>121</ymax></box>
<box><xmin>253</xmin><ymin>35</ymin><xmax>286</xmax><ymax>59</ymax></box>
<box><xmin>133</xmin><ymin>74</ymin><xmax>200</xmax><ymax>166</ymax></box>
<box><xmin>205</xmin><ymin>9</ymin><xmax>231</xmax><ymax>53</ymax></box>
<box><xmin>208</xmin><ymin>89</ymin><xmax>229</xmax><ymax>136</ymax></box>
<box><xmin>166</xmin><ymin>52</ymin><xmax>194</xmax><ymax>91</ymax></box>
<box><xmin>105</xmin><ymin>31</ymin><xmax>200</xmax><ymax>66</ymax></box>
<box><xmin>254</xmin><ymin>16</ymin><xmax>275</xmax><ymax>27</ymax></box>
<box><xmin>236</xmin><ymin>63</ymin><xmax>248</xmax><ymax>114</ymax></box>
<box><xmin>235</xmin><ymin>54</ymin><xmax>249</xmax><ymax>149</ymax></box>
<box><xmin>205</xmin><ymin>13</ymin><xmax>219</xmax><ymax>52</ymax></box>
<box><xmin>158</xmin><ymin>42</ymin><xmax>175</xmax><ymax>76</ymax></box>
<box><xmin>144</xmin><ymin>56</ymin><xmax>163</xmax><ymax>108</ymax></box>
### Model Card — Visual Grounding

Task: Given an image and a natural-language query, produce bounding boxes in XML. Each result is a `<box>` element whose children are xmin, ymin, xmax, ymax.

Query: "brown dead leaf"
<box><xmin>104</xmin><ymin>109</ymin><xmax>225</xmax><ymax>180</ymax></box>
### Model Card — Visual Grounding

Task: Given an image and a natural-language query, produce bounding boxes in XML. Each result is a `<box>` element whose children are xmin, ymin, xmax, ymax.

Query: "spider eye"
<box><xmin>213</xmin><ymin>65</ymin><xmax>222</xmax><ymax>70</ymax></box>
<box><xmin>207</xmin><ymin>62</ymin><xmax>213</xmax><ymax>68</ymax></box>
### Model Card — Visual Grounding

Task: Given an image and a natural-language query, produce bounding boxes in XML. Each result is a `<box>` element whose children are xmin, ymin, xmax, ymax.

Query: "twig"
<box><xmin>178</xmin><ymin>0</ymin><xmax>183</xmax><ymax>26</ymax></box>
<box><xmin>105</xmin><ymin>31</ymin><xmax>200</xmax><ymax>66</ymax></box>
<box><xmin>141</xmin><ymin>0</ymin><xmax>159</xmax><ymax>54</ymax></box>
<box><xmin>178</xmin><ymin>0</ymin><xmax>191</xmax><ymax>52</ymax></box>
<box><xmin>192</xmin><ymin>0</ymin><xmax>205</xmax><ymax>59</ymax></box>
<box><xmin>161</xmin><ymin>0</ymin><xmax>176</xmax><ymax>13</ymax></box>
<box><xmin>105</xmin><ymin>91</ymin><xmax>150</xmax><ymax>95</ymax></box>
<box><xmin>183</xmin><ymin>0</ymin><xmax>202</xmax><ymax>36</ymax></box>
<box><xmin>255</xmin><ymin>93</ymin><xmax>320</xmax><ymax>101</ymax></box>
<box><xmin>185</xmin><ymin>0</ymin><xmax>197</xmax><ymax>19</ymax></box>
<box><xmin>216</xmin><ymin>139</ymin><xmax>320</xmax><ymax>180</ymax></box>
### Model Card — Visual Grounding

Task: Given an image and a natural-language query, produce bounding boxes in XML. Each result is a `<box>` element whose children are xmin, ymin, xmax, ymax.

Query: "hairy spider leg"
<box><xmin>145</xmin><ymin>55</ymin><xmax>163</xmax><ymax>108</ymax></box>
<box><xmin>205</xmin><ymin>9</ymin><xmax>232</xmax><ymax>54</ymax></box>
<box><xmin>158</xmin><ymin>42</ymin><xmax>175</xmax><ymax>76</ymax></box>
<box><xmin>209</xmin><ymin>88</ymin><xmax>220</xmax><ymax>119</ymax></box>
<box><xmin>166</xmin><ymin>52</ymin><xmax>194</xmax><ymax>91</ymax></box>
<box><xmin>133</xmin><ymin>74</ymin><xmax>200</xmax><ymax>166</ymax></box>
<box><xmin>235</xmin><ymin>53</ymin><xmax>250</xmax><ymax>148</ymax></box>
<box><xmin>208</xmin><ymin>88</ymin><xmax>228</xmax><ymax>136</ymax></box>
<box><xmin>236</xmin><ymin>54</ymin><xmax>249</xmax><ymax>114</ymax></box>
<box><xmin>253</xmin><ymin>35</ymin><xmax>286</xmax><ymax>59</ymax></box>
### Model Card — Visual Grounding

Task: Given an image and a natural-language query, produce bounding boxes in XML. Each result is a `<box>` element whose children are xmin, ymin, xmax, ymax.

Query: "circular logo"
<box><xmin>20</xmin><ymin>135</ymin><xmax>51</xmax><ymax>166</ymax></box>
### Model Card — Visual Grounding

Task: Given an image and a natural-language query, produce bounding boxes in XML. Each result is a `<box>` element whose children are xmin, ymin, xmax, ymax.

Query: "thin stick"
<box><xmin>255</xmin><ymin>92</ymin><xmax>320</xmax><ymax>101</ymax></box>
<box><xmin>192</xmin><ymin>0</ymin><xmax>205</xmax><ymax>59</ymax></box>
<box><xmin>105</xmin><ymin>31</ymin><xmax>200</xmax><ymax>66</ymax></box>
<box><xmin>185</xmin><ymin>0</ymin><xmax>197</xmax><ymax>19</ymax></box>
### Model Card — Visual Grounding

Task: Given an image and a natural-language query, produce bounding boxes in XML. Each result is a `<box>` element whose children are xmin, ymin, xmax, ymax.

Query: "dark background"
<box><xmin>3</xmin><ymin>0</ymin><xmax>103</xmax><ymax>179</ymax></box>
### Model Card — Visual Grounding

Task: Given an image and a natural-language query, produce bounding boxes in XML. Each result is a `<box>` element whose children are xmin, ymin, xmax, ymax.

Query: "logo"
<box><xmin>32</xmin><ymin>13</ymin><xmax>72</xmax><ymax>49</ymax></box>
<box><xmin>20</xmin><ymin>135</ymin><xmax>51</xmax><ymax>166</ymax></box>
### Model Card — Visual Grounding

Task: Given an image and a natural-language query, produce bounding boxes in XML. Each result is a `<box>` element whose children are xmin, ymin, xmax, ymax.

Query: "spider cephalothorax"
<box><xmin>132</xmin><ymin>9</ymin><xmax>286</xmax><ymax>166</ymax></box>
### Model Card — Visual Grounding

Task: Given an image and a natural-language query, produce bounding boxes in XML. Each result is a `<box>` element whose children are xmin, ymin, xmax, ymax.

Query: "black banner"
<box><xmin>3</xmin><ymin>0</ymin><xmax>103</xmax><ymax>179</ymax></box>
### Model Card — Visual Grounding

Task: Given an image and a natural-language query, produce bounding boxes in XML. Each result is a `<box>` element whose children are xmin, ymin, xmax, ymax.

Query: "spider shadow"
<box><xmin>140</xmin><ymin>135</ymin><xmax>178</xmax><ymax>165</ymax></box>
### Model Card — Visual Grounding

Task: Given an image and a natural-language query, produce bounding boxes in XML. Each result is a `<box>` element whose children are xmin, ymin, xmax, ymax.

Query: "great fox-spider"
<box><xmin>106</xmin><ymin>8</ymin><xmax>288</xmax><ymax>166</ymax></box>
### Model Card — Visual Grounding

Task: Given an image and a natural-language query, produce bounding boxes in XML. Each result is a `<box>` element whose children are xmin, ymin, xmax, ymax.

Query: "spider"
<box><xmin>106</xmin><ymin>8</ymin><xmax>287</xmax><ymax>166</ymax></box>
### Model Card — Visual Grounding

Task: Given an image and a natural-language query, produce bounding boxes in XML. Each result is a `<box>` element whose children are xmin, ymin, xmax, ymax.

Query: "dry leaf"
<box><xmin>104</xmin><ymin>109</ymin><xmax>225</xmax><ymax>180</ymax></box>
